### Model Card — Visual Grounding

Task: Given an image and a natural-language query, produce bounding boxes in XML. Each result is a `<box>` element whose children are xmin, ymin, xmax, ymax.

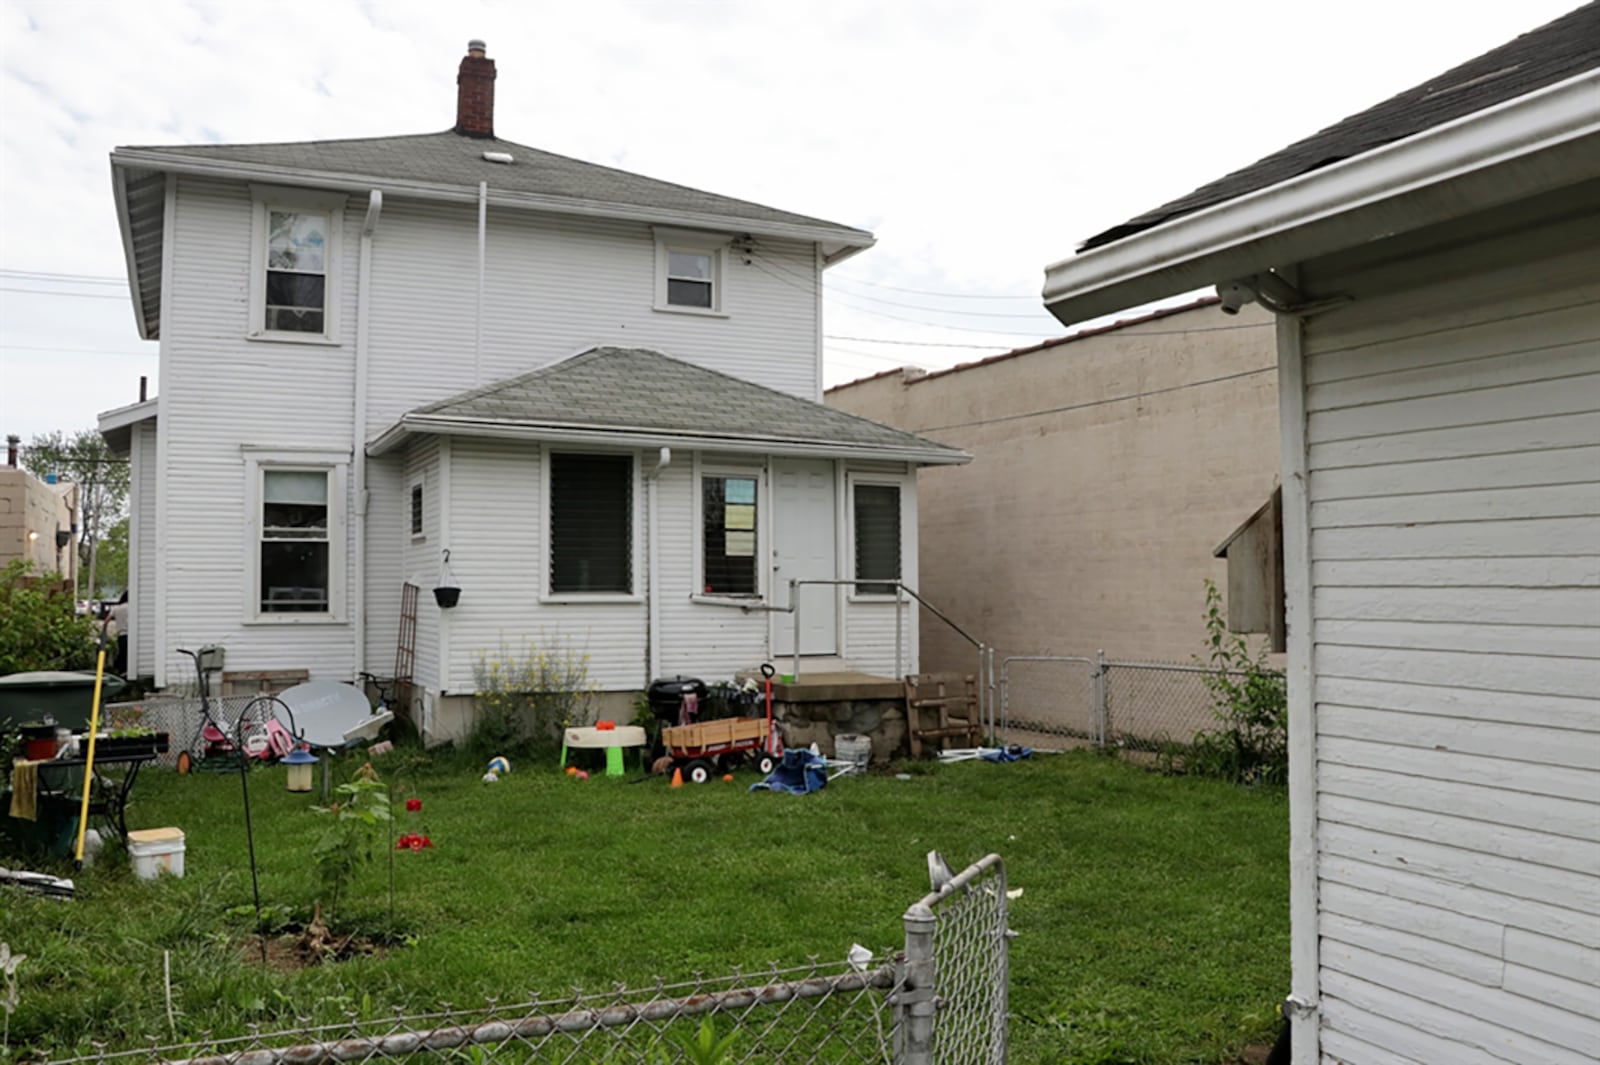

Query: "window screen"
<box><xmin>666</xmin><ymin>250</ymin><xmax>714</xmax><ymax>308</ymax></box>
<box><xmin>854</xmin><ymin>483</ymin><xmax>900</xmax><ymax>596</ymax></box>
<box><xmin>261</xmin><ymin>469</ymin><xmax>330</xmax><ymax>612</ymax></box>
<box><xmin>264</xmin><ymin>210</ymin><xmax>329</xmax><ymax>333</ymax></box>
<box><xmin>550</xmin><ymin>453</ymin><xmax>632</xmax><ymax>594</ymax></box>
<box><xmin>703</xmin><ymin>474</ymin><xmax>758</xmax><ymax>596</ymax></box>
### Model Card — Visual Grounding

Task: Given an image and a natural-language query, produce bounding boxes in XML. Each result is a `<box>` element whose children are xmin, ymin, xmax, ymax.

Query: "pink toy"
<box><xmin>574</xmin><ymin>769</ymin><xmax>589</xmax><ymax>781</ymax></box>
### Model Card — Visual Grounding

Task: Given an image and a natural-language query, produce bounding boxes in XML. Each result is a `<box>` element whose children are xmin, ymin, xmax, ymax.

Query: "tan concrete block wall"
<box><xmin>827</xmin><ymin>302</ymin><xmax>1280</xmax><ymax>672</ymax></box>
<box><xmin>0</xmin><ymin>469</ymin><xmax>77</xmax><ymax>579</ymax></box>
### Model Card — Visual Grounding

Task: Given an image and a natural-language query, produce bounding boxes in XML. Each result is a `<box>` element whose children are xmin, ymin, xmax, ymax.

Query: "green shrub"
<box><xmin>1173</xmin><ymin>580</ymin><xmax>1288</xmax><ymax>784</ymax></box>
<box><xmin>469</xmin><ymin>637</ymin><xmax>598</xmax><ymax>754</ymax></box>
<box><xmin>0</xmin><ymin>559</ymin><xmax>97</xmax><ymax>674</ymax></box>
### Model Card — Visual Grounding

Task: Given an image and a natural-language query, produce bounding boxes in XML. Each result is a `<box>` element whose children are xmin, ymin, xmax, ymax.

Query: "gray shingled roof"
<box><xmin>385</xmin><ymin>347</ymin><xmax>967</xmax><ymax>463</ymax></box>
<box><xmin>1081</xmin><ymin>2</ymin><xmax>1600</xmax><ymax>250</ymax></box>
<box><xmin>119</xmin><ymin>130</ymin><xmax>870</xmax><ymax>241</ymax></box>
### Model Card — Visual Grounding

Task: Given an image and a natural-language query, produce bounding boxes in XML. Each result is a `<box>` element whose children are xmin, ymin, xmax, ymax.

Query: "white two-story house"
<box><xmin>98</xmin><ymin>41</ymin><xmax>966</xmax><ymax>740</ymax></box>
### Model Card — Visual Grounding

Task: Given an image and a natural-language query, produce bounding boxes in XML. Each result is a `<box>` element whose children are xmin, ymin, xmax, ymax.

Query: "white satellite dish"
<box><xmin>276</xmin><ymin>681</ymin><xmax>383</xmax><ymax>748</ymax></box>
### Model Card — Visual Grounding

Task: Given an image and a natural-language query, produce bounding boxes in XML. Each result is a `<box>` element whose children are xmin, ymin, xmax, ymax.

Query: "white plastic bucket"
<box><xmin>128</xmin><ymin>827</ymin><xmax>185</xmax><ymax>880</ymax></box>
<box><xmin>835</xmin><ymin>733</ymin><xmax>872</xmax><ymax>769</ymax></box>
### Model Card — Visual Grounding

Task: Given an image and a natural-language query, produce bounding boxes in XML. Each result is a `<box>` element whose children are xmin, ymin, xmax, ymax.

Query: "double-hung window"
<box><xmin>549</xmin><ymin>453</ymin><xmax>633</xmax><ymax>595</ymax></box>
<box><xmin>249</xmin><ymin>187</ymin><xmax>344</xmax><ymax>342</ymax></box>
<box><xmin>654</xmin><ymin>228</ymin><xmax>725</xmax><ymax>314</ymax></box>
<box><xmin>260</xmin><ymin>469</ymin><xmax>332</xmax><ymax>614</ymax></box>
<box><xmin>702</xmin><ymin>473</ymin><xmax>759</xmax><ymax>596</ymax></box>
<box><xmin>853</xmin><ymin>482</ymin><xmax>902</xmax><ymax>596</ymax></box>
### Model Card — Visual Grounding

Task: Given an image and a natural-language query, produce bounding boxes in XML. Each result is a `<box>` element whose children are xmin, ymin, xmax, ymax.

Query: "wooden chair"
<box><xmin>904</xmin><ymin>673</ymin><xmax>981</xmax><ymax>758</ymax></box>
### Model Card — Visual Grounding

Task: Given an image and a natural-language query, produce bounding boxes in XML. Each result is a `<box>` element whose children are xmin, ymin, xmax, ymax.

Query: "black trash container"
<box><xmin>645</xmin><ymin>677</ymin><xmax>706</xmax><ymax>762</ymax></box>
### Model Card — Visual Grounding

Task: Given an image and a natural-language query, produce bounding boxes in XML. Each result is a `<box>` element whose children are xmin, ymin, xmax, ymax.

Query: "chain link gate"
<box><xmin>997</xmin><ymin>656</ymin><xmax>1101</xmax><ymax>748</ymax></box>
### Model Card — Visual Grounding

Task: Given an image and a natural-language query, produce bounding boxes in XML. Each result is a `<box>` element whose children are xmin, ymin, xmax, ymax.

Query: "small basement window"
<box><xmin>549</xmin><ymin>453</ymin><xmax>633</xmax><ymax>594</ymax></box>
<box><xmin>853</xmin><ymin>482</ymin><xmax>901</xmax><ymax>596</ymax></box>
<box><xmin>702</xmin><ymin>473</ymin><xmax>759</xmax><ymax>596</ymax></box>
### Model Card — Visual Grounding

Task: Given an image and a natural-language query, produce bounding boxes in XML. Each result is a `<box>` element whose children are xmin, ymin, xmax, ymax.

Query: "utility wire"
<box><xmin>826</xmin><ymin>271</ymin><xmax>1041</xmax><ymax>300</ymax></box>
<box><xmin>825</xmin><ymin>335</ymin><xmax>1009</xmax><ymax>350</ymax></box>
<box><xmin>0</xmin><ymin>286</ymin><xmax>128</xmax><ymax>301</ymax></box>
<box><xmin>912</xmin><ymin>366</ymin><xmax>1278</xmax><ymax>433</ymax></box>
<box><xmin>3</xmin><ymin>344</ymin><xmax>157</xmax><ymax>358</ymax></box>
<box><xmin>1</xmin><ymin>269</ymin><xmax>126</xmax><ymax>286</ymax></box>
<box><xmin>756</xmin><ymin>251</ymin><xmax>1056</xmax><ymax>320</ymax></box>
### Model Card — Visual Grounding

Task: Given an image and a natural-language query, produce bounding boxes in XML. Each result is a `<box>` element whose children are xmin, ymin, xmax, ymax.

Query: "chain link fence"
<box><xmin>997</xmin><ymin>656</ymin><xmax>1282</xmax><ymax>754</ymax></box>
<box><xmin>41</xmin><ymin>855</ymin><xmax>1008</xmax><ymax>1065</ymax></box>
<box><xmin>102</xmin><ymin>695</ymin><xmax>275</xmax><ymax>769</ymax></box>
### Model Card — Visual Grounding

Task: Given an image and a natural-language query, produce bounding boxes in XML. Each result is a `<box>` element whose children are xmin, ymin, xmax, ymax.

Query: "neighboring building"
<box><xmin>826</xmin><ymin>299</ymin><xmax>1280</xmax><ymax>679</ymax></box>
<box><xmin>1040</xmin><ymin>6</ymin><xmax>1599</xmax><ymax>1064</ymax></box>
<box><xmin>0</xmin><ymin>435</ymin><xmax>79</xmax><ymax>587</ymax></box>
<box><xmin>98</xmin><ymin>42</ymin><xmax>965</xmax><ymax>739</ymax></box>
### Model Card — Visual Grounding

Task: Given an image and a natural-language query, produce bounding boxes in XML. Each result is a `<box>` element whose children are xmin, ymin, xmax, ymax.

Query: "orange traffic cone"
<box><xmin>670</xmin><ymin>767</ymin><xmax>684</xmax><ymax>788</ymax></box>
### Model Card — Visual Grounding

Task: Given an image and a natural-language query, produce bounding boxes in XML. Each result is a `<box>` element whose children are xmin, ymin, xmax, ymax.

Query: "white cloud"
<box><xmin>0</xmin><ymin>0</ymin><xmax>1577</xmax><ymax>430</ymax></box>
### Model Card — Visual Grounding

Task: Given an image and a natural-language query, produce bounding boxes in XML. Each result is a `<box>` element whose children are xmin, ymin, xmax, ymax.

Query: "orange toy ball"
<box><xmin>722</xmin><ymin>774</ymin><xmax>734</xmax><ymax>783</ymax></box>
<box><xmin>565</xmin><ymin>766</ymin><xmax>577</xmax><ymax>775</ymax></box>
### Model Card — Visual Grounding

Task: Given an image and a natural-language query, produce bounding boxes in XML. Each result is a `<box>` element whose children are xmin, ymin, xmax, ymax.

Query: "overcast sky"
<box><xmin>0</xmin><ymin>0</ymin><xmax>1578</xmax><ymax>443</ymax></box>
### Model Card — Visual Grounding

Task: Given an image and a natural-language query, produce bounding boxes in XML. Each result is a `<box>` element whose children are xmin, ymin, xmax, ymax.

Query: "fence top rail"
<box><xmin>999</xmin><ymin>656</ymin><xmax>1095</xmax><ymax>666</ymax></box>
<box><xmin>1101</xmin><ymin>659</ymin><xmax>1285</xmax><ymax>678</ymax></box>
<box><xmin>911</xmin><ymin>852</ymin><xmax>1005</xmax><ymax>912</ymax></box>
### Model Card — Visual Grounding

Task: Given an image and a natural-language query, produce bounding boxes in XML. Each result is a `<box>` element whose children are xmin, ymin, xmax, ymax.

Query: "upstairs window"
<box><xmin>853</xmin><ymin>483</ymin><xmax>901</xmax><ymax>596</ymax></box>
<box><xmin>549</xmin><ymin>453</ymin><xmax>633</xmax><ymax>594</ymax></box>
<box><xmin>261</xmin><ymin>469</ymin><xmax>331</xmax><ymax>614</ymax></box>
<box><xmin>249</xmin><ymin>186</ymin><xmax>344</xmax><ymax>342</ymax></box>
<box><xmin>264</xmin><ymin>210</ymin><xmax>328</xmax><ymax>333</ymax></box>
<box><xmin>654</xmin><ymin>228</ymin><xmax>725</xmax><ymax>315</ymax></box>
<box><xmin>702</xmin><ymin>473</ymin><xmax>759</xmax><ymax>596</ymax></box>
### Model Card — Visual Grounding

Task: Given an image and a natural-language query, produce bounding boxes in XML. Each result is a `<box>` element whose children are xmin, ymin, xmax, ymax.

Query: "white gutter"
<box><xmin>108</xmin><ymin>147</ymin><xmax>876</xmax><ymax>253</ymax></box>
<box><xmin>645</xmin><ymin>447</ymin><xmax>672</xmax><ymax>682</ymax></box>
<box><xmin>352</xmin><ymin>189</ymin><xmax>383</xmax><ymax>681</ymax></box>
<box><xmin>1041</xmin><ymin>69</ymin><xmax>1600</xmax><ymax>326</ymax></box>
<box><xmin>366</xmin><ymin>416</ymin><xmax>970</xmax><ymax>466</ymax></box>
<box><xmin>475</xmin><ymin>181</ymin><xmax>487</xmax><ymax>387</ymax></box>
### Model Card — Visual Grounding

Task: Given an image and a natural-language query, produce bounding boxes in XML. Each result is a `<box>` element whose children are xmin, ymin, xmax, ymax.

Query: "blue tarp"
<box><xmin>749</xmin><ymin>749</ymin><xmax>828</xmax><ymax>795</ymax></box>
<box><xmin>981</xmin><ymin>746</ymin><xmax>1033</xmax><ymax>763</ymax></box>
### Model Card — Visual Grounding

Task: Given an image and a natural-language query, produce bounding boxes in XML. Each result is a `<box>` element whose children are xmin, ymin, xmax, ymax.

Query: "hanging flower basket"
<box><xmin>434</xmin><ymin>549</ymin><xmax>460</xmax><ymax>608</ymax></box>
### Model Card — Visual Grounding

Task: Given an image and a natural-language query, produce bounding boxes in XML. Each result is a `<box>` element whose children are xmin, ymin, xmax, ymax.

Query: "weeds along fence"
<box><xmin>41</xmin><ymin>855</ymin><xmax>1010</xmax><ymax>1065</ymax></box>
<box><xmin>998</xmin><ymin>655</ymin><xmax>1283</xmax><ymax>753</ymax></box>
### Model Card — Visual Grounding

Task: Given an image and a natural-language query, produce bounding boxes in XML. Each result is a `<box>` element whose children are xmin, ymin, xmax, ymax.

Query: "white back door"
<box><xmin>771</xmin><ymin>458</ymin><xmax>837</xmax><ymax>657</ymax></box>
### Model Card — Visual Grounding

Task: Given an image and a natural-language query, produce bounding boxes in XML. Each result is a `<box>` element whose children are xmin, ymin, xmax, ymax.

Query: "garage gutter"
<box><xmin>1040</xmin><ymin>69</ymin><xmax>1600</xmax><ymax>327</ymax></box>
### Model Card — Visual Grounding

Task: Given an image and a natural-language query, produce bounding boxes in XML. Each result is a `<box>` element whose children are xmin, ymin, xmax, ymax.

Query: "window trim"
<box><xmin>846</xmin><ymin>473</ymin><xmax>905</xmax><ymax>602</ymax></box>
<box><xmin>409</xmin><ymin>477</ymin><xmax>426</xmax><ymax>542</ymax></box>
<box><xmin>242</xmin><ymin>448</ymin><xmax>349</xmax><ymax>625</ymax></box>
<box><xmin>653</xmin><ymin>227</ymin><xmax>729</xmax><ymax>318</ymax></box>
<box><xmin>539</xmin><ymin>447</ymin><xmax>643</xmax><ymax>603</ymax></box>
<box><xmin>247</xmin><ymin>185</ymin><xmax>346</xmax><ymax>345</ymax></box>
<box><xmin>692</xmin><ymin>456</ymin><xmax>766</xmax><ymax>604</ymax></box>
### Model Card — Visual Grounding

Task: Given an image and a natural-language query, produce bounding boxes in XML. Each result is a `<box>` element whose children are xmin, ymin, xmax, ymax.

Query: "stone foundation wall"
<box><xmin>774</xmin><ymin>698</ymin><xmax>906</xmax><ymax>763</ymax></box>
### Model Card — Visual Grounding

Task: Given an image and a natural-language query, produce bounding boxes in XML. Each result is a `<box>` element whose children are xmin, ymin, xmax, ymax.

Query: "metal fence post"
<box><xmin>1095</xmin><ymin>649</ymin><xmax>1108</xmax><ymax>749</ymax></box>
<box><xmin>895</xmin><ymin>583</ymin><xmax>905</xmax><ymax>681</ymax></box>
<box><xmin>791</xmin><ymin>578</ymin><xmax>801</xmax><ymax>683</ymax></box>
<box><xmin>897</xmin><ymin>902</ymin><xmax>937</xmax><ymax>1065</ymax></box>
<box><xmin>987</xmin><ymin>647</ymin><xmax>997</xmax><ymax>745</ymax></box>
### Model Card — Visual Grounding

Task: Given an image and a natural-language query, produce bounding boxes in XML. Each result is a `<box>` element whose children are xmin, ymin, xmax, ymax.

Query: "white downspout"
<box><xmin>352</xmin><ymin>189</ymin><xmax>383</xmax><ymax>680</ymax></box>
<box><xmin>475</xmin><ymin>180</ymin><xmax>487</xmax><ymax>387</ymax></box>
<box><xmin>646</xmin><ymin>447</ymin><xmax>672</xmax><ymax>682</ymax></box>
<box><xmin>1277</xmin><ymin>292</ymin><xmax>1320</xmax><ymax>1064</ymax></box>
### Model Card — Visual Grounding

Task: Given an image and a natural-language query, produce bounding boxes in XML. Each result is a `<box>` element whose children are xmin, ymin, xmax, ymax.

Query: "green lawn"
<box><xmin>2</xmin><ymin>751</ymin><xmax>1287</xmax><ymax>1062</ymax></box>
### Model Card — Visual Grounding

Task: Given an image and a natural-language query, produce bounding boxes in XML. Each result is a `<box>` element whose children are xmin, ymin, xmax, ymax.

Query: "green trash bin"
<box><xmin>0</xmin><ymin>671</ymin><xmax>127</xmax><ymax>733</ymax></box>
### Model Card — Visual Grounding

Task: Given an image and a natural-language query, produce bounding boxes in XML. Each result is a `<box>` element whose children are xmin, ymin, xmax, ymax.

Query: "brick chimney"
<box><xmin>454</xmin><ymin>39</ymin><xmax>497</xmax><ymax>139</ymax></box>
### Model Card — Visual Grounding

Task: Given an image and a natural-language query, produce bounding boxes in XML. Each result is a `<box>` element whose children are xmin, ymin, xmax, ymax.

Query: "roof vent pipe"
<box><xmin>5</xmin><ymin>434</ymin><xmax>18</xmax><ymax>468</ymax></box>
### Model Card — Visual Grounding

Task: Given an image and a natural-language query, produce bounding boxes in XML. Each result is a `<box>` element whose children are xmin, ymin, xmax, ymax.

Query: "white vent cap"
<box><xmin>482</xmin><ymin>151</ymin><xmax>514</xmax><ymax>164</ymax></box>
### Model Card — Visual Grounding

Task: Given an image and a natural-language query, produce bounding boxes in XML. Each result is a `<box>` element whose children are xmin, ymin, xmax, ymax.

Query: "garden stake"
<box><xmin>234</xmin><ymin>713</ymin><xmax>267</xmax><ymax>965</ymax></box>
<box><xmin>72</xmin><ymin>617</ymin><xmax>113</xmax><ymax>870</ymax></box>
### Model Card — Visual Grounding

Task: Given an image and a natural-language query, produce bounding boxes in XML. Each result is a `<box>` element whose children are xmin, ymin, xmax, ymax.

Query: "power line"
<box><xmin>826</xmin><ymin>335</ymin><xmax>1010</xmax><ymax>350</ymax></box>
<box><xmin>827</xmin><ymin>272</ymin><xmax>1040</xmax><ymax>301</ymax></box>
<box><xmin>0</xmin><ymin>286</ymin><xmax>128</xmax><ymax>301</ymax></box>
<box><xmin>747</xmin><ymin>257</ymin><xmax>1057</xmax><ymax>339</ymax></box>
<box><xmin>3</xmin><ymin>344</ymin><xmax>157</xmax><ymax>358</ymax></box>
<box><xmin>912</xmin><ymin>366</ymin><xmax>1278</xmax><ymax>433</ymax></box>
<box><xmin>0</xmin><ymin>269</ymin><xmax>126</xmax><ymax>286</ymax></box>
<box><xmin>757</xmin><ymin>251</ymin><xmax>1056</xmax><ymax>321</ymax></box>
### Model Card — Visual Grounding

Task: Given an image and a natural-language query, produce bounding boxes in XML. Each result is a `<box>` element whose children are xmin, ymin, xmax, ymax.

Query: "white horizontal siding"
<box><xmin>131</xmin><ymin>419</ymin><xmax>158</xmax><ymax>678</ymax></box>
<box><xmin>158</xmin><ymin>177</ymin><xmax>357</xmax><ymax>685</ymax></box>
<box><xmin>1302</xmin><ymin>217</ymin><xmax>1600</xmax><ymax>1063</ymax></box>
<box><xmin>364</xmin><ymin>199</ymin><xmax>820</xmax><ymax>435</ymax></box>
<box><xmin>363</xmin><ymin>453</ymin><xmax>405</xmax><ymax>677</ymax></box>
<box><xmin>403</xmin><ymin>438</ymin><xmax>441</xmax><ymax>690</ymax></box>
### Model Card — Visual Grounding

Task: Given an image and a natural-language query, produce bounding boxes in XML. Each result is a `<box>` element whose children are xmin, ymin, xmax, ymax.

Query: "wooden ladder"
<box><xmin>904</xmin><ymin>672</ymin><xmax>982</xmax><ymax>758</ymax></box>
